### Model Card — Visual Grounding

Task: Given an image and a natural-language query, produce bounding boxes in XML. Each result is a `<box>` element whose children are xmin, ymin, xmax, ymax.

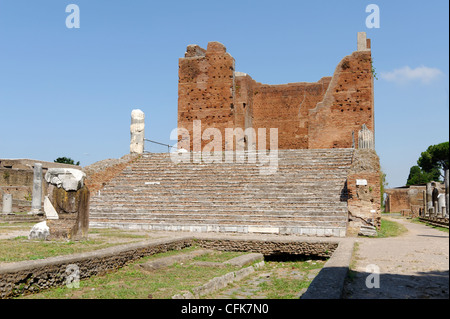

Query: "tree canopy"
<box><xmin>54</xmin><ymin>157</ymin><xmax>80</xmax><ymax>166</ymax></box>
<box><xmin>406</xmin><ymin>142</ymin><xmax>448</xmax><ymax>185</ymax></box>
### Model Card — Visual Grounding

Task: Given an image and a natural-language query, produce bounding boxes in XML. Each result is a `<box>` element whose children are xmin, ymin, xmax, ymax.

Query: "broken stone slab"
<box><xmin>172</xmin><ymin>260</ymin><xmax>265</xmax><ymax>299</ymax></box>
<box><xmin>139</xmin><ymin>249</ymin><xmax>213</xmax><ymax>271</ymax></box>
<box><xmin>28</xmin><ymin>221</ymin><xmax>50</xmax><ymax>240</ymax></box>
<box><xmin>43</xmin><ymin>196</ymin><xmax>59</xmax><ymax>220</ymax></box>
<box><xmin>191</xmin><ymin>261</ymin><xmax>227</xmax><ymax>268</ymax></box>
<box><xmin>358</xmin><ymin>225</ymin><xmax>377</xmax><ymax>237</ymax></box>
<box><xmin>44</xmin><ymin>168</ymin><xmax>86</xmax><ymax>191</ymax></box>
<box><xmin>223</xmin><ymin>253</ymin><xmax>264</xmax><ymax>267</ymax></box>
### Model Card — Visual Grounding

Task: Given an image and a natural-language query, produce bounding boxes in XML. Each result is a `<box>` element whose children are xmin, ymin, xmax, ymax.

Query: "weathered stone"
<box><xmin>28</xmin><ymin>221</ymin><xmax>50</xmax><ymax>240</ymax></box>
<box><xmin>357</xmin><ymin>31</ymin><xmax>369</xmax><ymax>51</ymax></box>
<box><xmin>438</xmin><ymin>194</ymin><xmax>446</xmax><ymax>217</ymax></box>
<box><xmin>347</xmin><ymin>149</ymin><xmax>381</xmax><ymax>231</ymax></box>
<box><xmin>224</xmin><ymin>253</ymin><xmax>264</xmax><ymax>267</ymax></box>
<box><xmin>426</xmin><ymin>183</ymin><xmax>433</xmax><ymax>216</ymax></box>
<box><xmin>2</xmin><ymin>193</ymin><xmax>12</xmax><ymax>214</ymax></box>
<box><xmin>46</xmin><ymin>185</ymin><xmax>90</xmax><ymax>240</ymax></box>
<box><xmin>139</xmin><ymin>249</ymin><xmax>212</xmax><ymax>271</ymax></box>
<box><xmin>358</xmin><ymin>124</ymin><xmax>374</xmax><ymax>150</ymax></box>
<box><xmin>43</xmin><ymin>196</ymin><xmax>58</xmax><ymax>220</ymax></box>
<box><xmin>445</xmin><ymin>169</ymin><xmax>449</xmax><ymax>217</ymax></box>
<box><xmin>44</xmin><ymin>168</ymin><xmax>86</xmax><ymax>191</ymax></box>
<box><xmin>130</xmin><ymin>109</ymin><xmax>145</xmax><ymax>154</ymax></box>
<box><xmin>358</xmin><ymin>225</ymin><xmax>377</xmax><ymax>237</ymax></box>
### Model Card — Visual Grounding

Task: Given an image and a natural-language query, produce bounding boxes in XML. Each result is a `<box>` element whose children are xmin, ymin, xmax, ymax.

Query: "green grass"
<box><xmin>375</xmin><ymin>218</ymin><xmax>408</xmax><ymax>238</ymax></box>
<box><xmin>19</xmin><ymin>247</ymin><xmax>241</xmax><ymax>299</ymax></box>
<box><xmin>0</xmin><ymin>227</ymin><xmax>152</xmax><ymax>263</ymax></box>
<box><xmin>410</xmin><ymin>218</ymin><xmax>449</xmax><ymax>233</ymax></box>
<box><xmin>192</xmin><ymin>250</ymin><xmax>246</xmax><ymax>263</ymax></box>
<box><xmin>0</xmin><ymin>237</ymin><xmax>118</xmax><ymax>263</ymax></box>
<box><xmin>257</xmin><ymin>260</ymin><xmax>324</xmax><ymax>299</ymax></box>
<box><xmin>205</xmin><ymin>257</ymin><xmax>326</xmax><ymax>299</ymax></box>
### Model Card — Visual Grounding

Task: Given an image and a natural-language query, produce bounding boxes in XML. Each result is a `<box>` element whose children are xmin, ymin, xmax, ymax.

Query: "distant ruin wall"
<box><xmin>0</xmin><ymin>160</ymin><xmax>81</xmax><ymax>213</ymax></box>
<box><xmin>177</xmin><ymin>33</ymin><xmax>374</xmax><ymax>151</ymax></box>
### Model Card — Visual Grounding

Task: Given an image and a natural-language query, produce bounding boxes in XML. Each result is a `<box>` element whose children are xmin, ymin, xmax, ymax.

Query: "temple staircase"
<box><xmin>89</xmin><ymin>149</ymin><xmax>354</xmax><ymax>237</ymax></box>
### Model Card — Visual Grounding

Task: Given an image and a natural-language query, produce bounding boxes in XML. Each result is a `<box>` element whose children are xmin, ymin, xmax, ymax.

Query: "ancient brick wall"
<box><xmin>250</xmin><ymin>78</ymin><xmax>332</xmax><ymax>149</ymax></box>
<box><xmin>384</xmin><ymin>185</ymin><xmax>433</xmax><ymax>216</ymax></box>
<box><xmin>83</xmin><ymin>154</ymin><xmax>138</xmax><ymax>195</ymax></box>
<box><xmin>177</xmin><ymin>33</ymin><xmax>374</xmax><ymax>151</ymax></box>
<box><xmin>308</xmin><ymin>50</ymin><xmax>374</xmax><ymax>149</ymax></box>
<box><xmin>178</xmin><ymin>42</ymin><xmax>235</xmax><ymax>151</ymax></box>
<box><xmin>346</xmin><ymin>149</ymin><xmax>381</xmax><ymax>232</ymax></box>
<box><xmin>385</xmin><ymin>188</ymin><xmax>411</xmax><ymax>213</ymax></box>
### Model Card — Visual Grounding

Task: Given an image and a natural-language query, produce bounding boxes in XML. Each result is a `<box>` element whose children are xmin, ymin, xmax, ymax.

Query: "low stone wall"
<box><xmin>419</xmin><ymin>216</ymin><xmax>449</xmax><ymax>229</ymax></box>
<box><xmin>0</xmin><ymin>236</ymin><xmax>339</xmax><ymax>299</ymax></box>
<box><xmin>195</xmin><ymin>238</ymin><xmax>338</xmax><ymax>258</ymax></box>
<box><xmin>0</xmin><ymin>237</ymin><xmax>192</xmax><ymax>298</ymax></box>
<box><xmin>301</xmin><ymin>240</ymin><xmax>355</xmax><ymax>299</ymax></box>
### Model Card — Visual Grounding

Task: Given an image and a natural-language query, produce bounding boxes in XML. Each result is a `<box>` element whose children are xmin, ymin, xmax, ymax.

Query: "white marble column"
<box><xmin>130</xmin><ymin>109</ymin><xmax>145</xmax><ymax>154</ymax></box>
<box><xmin>29</xmin><ymin>163</ymin><xmax>43</xmax><ymax>215</ymax></box>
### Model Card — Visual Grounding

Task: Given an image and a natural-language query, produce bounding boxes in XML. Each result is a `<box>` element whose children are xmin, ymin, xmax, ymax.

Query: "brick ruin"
<box><xmin>1</xmin><ymin>32</ymin><xmax>383</xmax><ymax>238</ymax></box>
<box><xmin>177</xmin><ymin>32</ymin><xmax>374</xmax><ymax>151</ymax></box>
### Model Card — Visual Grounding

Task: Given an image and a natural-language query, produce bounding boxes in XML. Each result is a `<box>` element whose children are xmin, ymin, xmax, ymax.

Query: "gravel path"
<box><xmin>343</xmin><ymin>217</ymin><xmax>449</xmax><ymax>299</ymax></box>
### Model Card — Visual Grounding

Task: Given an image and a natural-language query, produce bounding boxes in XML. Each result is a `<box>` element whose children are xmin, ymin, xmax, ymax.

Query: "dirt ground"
<box><xmin>343</xmin><ymin>217</ymin><xmax>449</xmax><ymax>299</ymax></box>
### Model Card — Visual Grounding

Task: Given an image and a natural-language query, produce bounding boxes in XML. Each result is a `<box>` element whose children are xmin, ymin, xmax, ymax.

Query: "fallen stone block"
<box><xmin>28</xmin><ymin>221</ymin><xmax>50</xmax><ymax>240</ymax></box>
<box><xmin>139</xmin><ymin>249</ymin><xmax>212</xmax><ymax>271</ymax></box>
<box><xmin>358</xmin><ymin>225</ymin><xmax>377</xmax><ymax>237</ymax></box>
<box><xmin>191</xmin><ymin>261</ymin><xmax>226</xmax><ymax>268</ymax></box>
<box><xmin>224</xmin><ymin>253</ymin><xmax>264</xmax><ymax>267</ymax></box>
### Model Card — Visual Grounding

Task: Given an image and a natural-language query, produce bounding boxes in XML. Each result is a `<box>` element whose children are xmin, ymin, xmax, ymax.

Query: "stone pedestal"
<box><xmin>2</xmin><ymin>193</ymin><xmax>12</xmax><ymax>214</ymax></box>
<box><xmin>41</xmin><ymin>168</ymin><xmax>89</xmax><ymax>240</ymax></box>
<box><xmin>46</xmin><ymin>185</ymin><xmax>90</xmax><ymax>240</ymax></box>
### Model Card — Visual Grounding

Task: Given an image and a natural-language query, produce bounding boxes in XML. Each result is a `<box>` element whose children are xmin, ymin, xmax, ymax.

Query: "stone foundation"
<box><xmin>0</xmin><ymin>236</ymin><xmax>338</xmax><ymax>298</ymax></box>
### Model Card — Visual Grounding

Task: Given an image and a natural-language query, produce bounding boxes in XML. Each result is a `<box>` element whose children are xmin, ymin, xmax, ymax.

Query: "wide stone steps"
<box><xmin>89</xmin><ymin>149</ymin><xmax>354</xmax><ymax>237</ymax></box>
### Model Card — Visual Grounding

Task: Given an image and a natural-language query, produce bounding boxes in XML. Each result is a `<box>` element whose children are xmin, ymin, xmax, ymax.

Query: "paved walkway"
<box><xmin>343</xmin><ymin>217</ymin><xmax>449</xmax><ymax>299</ymax></box>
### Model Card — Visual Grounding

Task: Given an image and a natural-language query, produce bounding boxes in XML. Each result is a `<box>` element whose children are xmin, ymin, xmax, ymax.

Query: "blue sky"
<box><xmin>0</xmin><ymin>0</ymin><xmax>448</xmax><ymax>188</ymax></box>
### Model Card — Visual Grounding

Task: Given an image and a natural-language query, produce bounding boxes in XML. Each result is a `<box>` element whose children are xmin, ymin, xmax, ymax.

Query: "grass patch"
<box><xmin>205</xmin><ymin>257</ymin><xmax>326</xmax><ymax>299</ymax></box>
<box><xmin>0</xmin><ymin>238</ymin><xmax>118</xmax><ymax>263</ymax></box>
<box><xmin>19</xmin><ymin>247</ymin><xmax>242</xmax><ymax>299</ymax></box>
<box><xmin>257</xmin><ymin>260</ymin><xmax>324</xmax><ymax>299</ymax></box>
<box><xmin>410</xmin><ymin>218</ymin><xmax>449</xmax><ymax>233</ymax></box>
<box><xmin>375</xmin><ymin>218</ymin><xmax>408</xmax><ymax>238</ymax></box>
<box><xmin>192</xmin><ymin>250</ymin><xmax>246</xmax><ymax>263</ymax></box>
<box><xmin>346</xmin><ymin>242</ymin><xmax>360</xmax><ymax>283</ymax></box>
<box><xmin>0</xmin><ymin>227</ymin><xmax>157</xmax><ymax>263</ymax></box>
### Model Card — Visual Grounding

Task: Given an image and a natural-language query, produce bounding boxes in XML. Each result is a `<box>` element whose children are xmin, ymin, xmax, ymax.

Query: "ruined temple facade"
<box><xmin>178</xmin><ymin>32</ymin><xmax>374</xmax><ymax>151</ymax></box>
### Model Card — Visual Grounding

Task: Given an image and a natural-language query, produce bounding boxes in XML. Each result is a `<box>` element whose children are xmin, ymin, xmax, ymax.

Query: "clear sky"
<box><xmin>0</xmin><ymin>0</ymin><xmax>448</xmax><ymax>188</ymax></box>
